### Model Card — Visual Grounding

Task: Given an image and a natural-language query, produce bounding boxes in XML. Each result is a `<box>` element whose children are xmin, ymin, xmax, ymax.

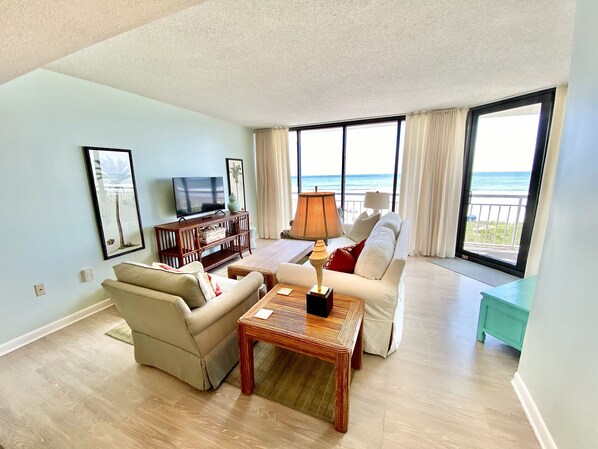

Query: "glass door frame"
<box><xmin>456</xmin><ymin>89</ymin><xmax>555</xmax><ymax>277</ymax></box>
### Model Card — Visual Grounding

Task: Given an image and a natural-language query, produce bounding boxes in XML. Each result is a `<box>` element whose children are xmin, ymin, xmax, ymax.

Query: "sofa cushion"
<box><xmin>347</xmin><ymin>212</ymin><xmax>380</xmax><ymax>242</ymax></box>
<box><xmin>354</xmin><ymin>227</ymin><xmax>396</xmax><ymax>280</ymax></box>
<box><xmin>372</xmin><ymin>212</ymin><xmax>403</xmax><ymax>238</ymax></box>
<box><xmin>114</xmin><ymin>262</ymin><xmax>206</xmax><ymax>308</ymax></box>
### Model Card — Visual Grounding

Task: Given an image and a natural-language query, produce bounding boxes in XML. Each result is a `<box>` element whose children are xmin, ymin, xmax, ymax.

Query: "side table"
<box><xmin>237</xmin><ymin>284</ymin><xmax>364</xmax><ymax>432</ymax></box>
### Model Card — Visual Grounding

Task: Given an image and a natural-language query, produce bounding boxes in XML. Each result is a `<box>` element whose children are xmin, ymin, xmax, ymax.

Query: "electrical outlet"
<box><xmin>34</xmin><ymin>283</ymin><xmax>46</xmax><ymax>297</ymax></box>
<box><xmin>81</xmin><ymin>268</ymin><xmax>94</xmax><ymax>282</ymax></box>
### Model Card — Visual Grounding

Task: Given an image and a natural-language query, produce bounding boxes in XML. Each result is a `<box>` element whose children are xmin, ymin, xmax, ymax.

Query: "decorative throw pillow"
<box><xmin>347</xmin><ymin>212</ymin><xmax>380</xmax><ymax>242</ymax></box>
<box><xmin>325</xmin><ymin>248</ymin><xmax>356</xmax><ymax>273</ymax></box>
<box><xmin>349</xmin><ymin>239</ymin><xmax>367</xmax><ymax>261</ymax></box>
<box><xmin>371</xmin><ymin>212</ymin><xmax>403</xmax><ymax>238</ymax></box>
<box><xmin>196</xmin><ymin>272</ymin><xmax>223</xmax><ymax>301</ymax></box>
<box><xmin>206</xmin><ymin>273</ymin><xmax>222</xmax><ymax>297</ymax></box>
<box><xmin>152</xmin><ymin>261</ymin><xmax>204</xmax><ymax>274</ymax></box>
<box><xmin>152</xmin><ymin>262</ymin><xmax>181</xmax><ymax>272</ymax></box>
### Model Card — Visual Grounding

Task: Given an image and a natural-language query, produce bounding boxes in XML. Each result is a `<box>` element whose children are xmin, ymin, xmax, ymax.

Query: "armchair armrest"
<box><xmin>185</xmin><ymin>271</ymin><xmax>264</xmax><ymax>336</ymax></box>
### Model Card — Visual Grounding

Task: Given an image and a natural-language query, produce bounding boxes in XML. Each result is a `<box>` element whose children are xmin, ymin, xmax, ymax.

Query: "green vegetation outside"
<box><xmin>465</xmin><ymin>222</ymin><xmax>523</xmax><ymax>246</ymax></box>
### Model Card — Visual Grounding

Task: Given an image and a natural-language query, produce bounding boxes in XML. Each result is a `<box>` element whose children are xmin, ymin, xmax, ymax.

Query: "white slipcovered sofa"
<box><xmin>277</xmin><ymin>212</ymin><xmax>409</xmax><ymax>357</ymax></box>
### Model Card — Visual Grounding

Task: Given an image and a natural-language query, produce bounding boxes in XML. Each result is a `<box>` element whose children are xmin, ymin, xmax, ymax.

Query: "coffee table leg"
<box><xmin>238</xmin><ymin>324</ymin><xmax>254</xmax><ymax>395</ymax></box>
<box><xmin>351</xmin><ymin>318</ymin><xmax>364</xmax><ymax>370</ymax></box>
<box><xmin>334</xmin><ymin>352</ymin><xmax>350</xmax><ymax>432</ymax></box>
<box><xmin>265</xmin><ymin>273</ymin><xmax>276</xmax><ymax>291</ymax></box>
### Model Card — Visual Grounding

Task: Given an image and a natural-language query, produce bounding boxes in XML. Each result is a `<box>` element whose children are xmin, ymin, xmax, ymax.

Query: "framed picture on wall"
<box><xmin>83</xmin><ymin>146</ymin><xmax>145</xmax><ymax>260</ymax></box>
<box><xmin>226</xmin><ymin>158</ymin><xmax>246</xmax><ymax>211</ymax></box>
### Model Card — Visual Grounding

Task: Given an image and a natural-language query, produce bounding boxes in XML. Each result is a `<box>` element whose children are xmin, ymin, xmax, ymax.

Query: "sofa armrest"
<box><xmin>185</xmin><ymin>271</ymin><xmax>264</xmax><ymax>336</ymax></box>
<box><xmin>277</xmin><ymin>263</ymin><xmax>398</xmax><ymax>319</ymax></box>
<box><xmin>382</xmin><ymin>220</ymin><xmax>410</xmax><ymax>287</ymax></box>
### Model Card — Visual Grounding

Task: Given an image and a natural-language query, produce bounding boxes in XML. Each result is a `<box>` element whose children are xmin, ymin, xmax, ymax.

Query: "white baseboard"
<box><xmin>0</xmin><ymin>298</ymin><xmax>113</xmax><ymax>357</ymax></box>
<box><xmin>512</xmin><ymin>371</ymin><xmax>558</xmax><ymax>449</ymax></box>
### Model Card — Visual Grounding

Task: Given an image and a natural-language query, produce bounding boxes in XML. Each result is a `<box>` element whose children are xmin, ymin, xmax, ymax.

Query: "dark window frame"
<box><xmin>290</xmin><ymin>116</ymin><xmax>406</xmax><ymax>214</ymax></box>
<box><xmin>456</xmin><ymin>89</ymin><xmax>556</xmax><ymax>277</ymax></box>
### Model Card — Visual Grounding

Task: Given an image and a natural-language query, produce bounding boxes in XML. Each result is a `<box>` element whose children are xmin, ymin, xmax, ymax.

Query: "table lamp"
<box><xmin>289</xmin><ymin>191</ymin><xmax>343</xmax><ymax>317</ymax></box>
<box><xmin>364</xmin><ymin>191</ymin><xmax>390</xmax><ymax>215</ymax></box>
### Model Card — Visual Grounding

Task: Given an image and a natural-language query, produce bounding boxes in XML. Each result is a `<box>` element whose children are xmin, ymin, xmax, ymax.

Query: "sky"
<box><xmin>289</xmin><ymin>109</ymin><xmax>541</xmax><ymax>176</ymax></box>
<box><xmin>289</xmin><ymin>121</ymin><xmax>404</xmax><ymax>176</ymax></box>
<box><xmin>473</xmin><ymin>113</ymin><xmax>540</xmax><ymax>172</ymax></box>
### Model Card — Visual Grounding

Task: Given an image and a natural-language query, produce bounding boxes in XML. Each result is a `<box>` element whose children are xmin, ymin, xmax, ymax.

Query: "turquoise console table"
<box><xmin>476</xmin><ymin>276</ymin><xmax>536</xmax><ymax>351</ymax></box>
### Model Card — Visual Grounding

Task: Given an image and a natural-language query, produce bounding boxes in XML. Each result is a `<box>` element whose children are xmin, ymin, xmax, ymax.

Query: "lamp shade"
<box><xmin>364</xmin><ymin>191</ymin><xmax>390</xmax><ymax>210</ymax></box>
<box><xmin>289</xmin><ymin>192</ymin><xmax>343</xmax><ymax>241</ymax></box>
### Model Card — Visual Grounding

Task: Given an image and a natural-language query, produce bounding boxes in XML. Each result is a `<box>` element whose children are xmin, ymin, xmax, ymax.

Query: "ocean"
<box><xmin>292</xmin><ymin>171</ymin><xmax>531</xmax><ymax>194</ymax></box>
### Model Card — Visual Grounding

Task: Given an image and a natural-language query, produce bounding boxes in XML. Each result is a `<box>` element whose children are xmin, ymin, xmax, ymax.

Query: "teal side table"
<box><xmin>476</xmin><ymin>276</ymin><xmax>536</xmax><ymax>351</ymax></box>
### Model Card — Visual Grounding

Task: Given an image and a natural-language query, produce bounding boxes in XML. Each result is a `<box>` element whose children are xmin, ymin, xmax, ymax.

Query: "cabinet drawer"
<box><xmin>485</xmin><ymin>307</ymin><xmax>526</xmax><ymax>345</ymax></box>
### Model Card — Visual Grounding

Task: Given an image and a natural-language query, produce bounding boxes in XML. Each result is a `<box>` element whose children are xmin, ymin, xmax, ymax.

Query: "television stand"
<box><xmin>154</xmin><ymin>211</ymin><xmax>251</xmax><ymax>271</ymax></box>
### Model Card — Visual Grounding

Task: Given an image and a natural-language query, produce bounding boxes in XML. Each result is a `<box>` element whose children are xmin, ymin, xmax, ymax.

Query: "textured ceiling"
<box><xmin>16</xmin><ymin>1</ymin><xmax>577</xmax><ymax>128</ymax></box>
<box><xmin>0</xmin><ymin>0</ymin><xmax>205</xmax><ymax>84</ymax></box>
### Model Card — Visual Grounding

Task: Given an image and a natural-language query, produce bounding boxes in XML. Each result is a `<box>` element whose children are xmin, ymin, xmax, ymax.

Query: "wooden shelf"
<box><xmin>154</xmin><ymin>211</ymin><xmax>251</xmax><ymax>271</ymax></box>
<box><xmin>201</xmin><ymin>234</ymin><xmax>238</xmax><ymax>251</ymax></box>
<box><xmin>161</xmin><ymin>247</ymin><xmax>196</xmax><ymax>258</ymax></box>
<box><xmin>201</xmin><ymin>249</ymin><xmax>240</xmax><ymax>271</ymax></box>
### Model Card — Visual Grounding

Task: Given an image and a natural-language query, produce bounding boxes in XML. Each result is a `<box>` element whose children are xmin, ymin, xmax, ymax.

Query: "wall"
<box><xmin>0</xmin><ymin>69</ymin><xmax>256</xmax><ymax>345</ymax></box>
<box><xmin>517</xmin><ymin>0</ymin><xmax>598</xmax><ymax>448</ymax></box>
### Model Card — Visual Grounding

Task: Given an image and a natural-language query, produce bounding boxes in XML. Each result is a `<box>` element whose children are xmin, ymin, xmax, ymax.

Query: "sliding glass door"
<box><xmin>456</xmin><ymin>90</ymin><xmax>555</xmax><ymax>276</ymax></box>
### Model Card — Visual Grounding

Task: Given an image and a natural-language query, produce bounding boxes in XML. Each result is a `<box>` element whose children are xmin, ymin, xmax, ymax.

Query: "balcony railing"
<box><xmin>291</xmin><ymin>191</ymin><xmax>527</xmax><ymax>250</ymax></box>
<box><xmin>465</xmin><ymin>193</ymin><xmax>527</xmax><ymax>249</ymax></box>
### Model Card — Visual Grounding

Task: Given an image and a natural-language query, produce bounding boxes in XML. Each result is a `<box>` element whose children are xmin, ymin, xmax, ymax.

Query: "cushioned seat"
<box><xmin>102</xmin><ymin>261</ymin><xmax>264</xmax><ymax>390</ymax></box>
<box><xmin>278</xmin><ymin>212</ymin><xmax>409</xmax><ymax>357</ymax></box>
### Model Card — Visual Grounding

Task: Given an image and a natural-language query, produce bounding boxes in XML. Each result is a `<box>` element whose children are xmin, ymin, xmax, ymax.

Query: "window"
<box><xmin>290</xmin><ymin>117</ymin><xmax>405</xmax><ymax>223</ymax></box>
<box><xmin>456</xmin><ymin>89</ymin><xmax>555</xmax><ymax>276</ymax></box>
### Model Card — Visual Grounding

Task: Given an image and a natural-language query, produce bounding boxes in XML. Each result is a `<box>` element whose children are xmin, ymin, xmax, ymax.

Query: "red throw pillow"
<box><xmin>349</xmin><ymin>239</ymin><xmax>366</xmax><ymax>261</ymax></box>
<box><xmin>206</xmin><ymin>273</ymin><xmax>222</xmax><ymax>296</ymax></box>
<box><xmin>326</xmin><ymin>248</ymin><xmax>356</xmax><ymax>273</ymax></box>
<box><xmin>155</xmin><ymin>263</ymin><xmax>181</xmax><ymax>272</ymax></box>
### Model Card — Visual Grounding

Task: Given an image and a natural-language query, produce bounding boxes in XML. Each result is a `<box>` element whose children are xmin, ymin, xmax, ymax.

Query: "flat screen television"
<box><xmin>172</xmin><ymin>176</ymin><xmax>225</xmax><ymax>218</ymax></box>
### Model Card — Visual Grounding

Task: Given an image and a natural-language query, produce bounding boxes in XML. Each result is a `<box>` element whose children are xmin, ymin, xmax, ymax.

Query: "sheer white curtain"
<box><xmin>255</xmin><ymin>128</ymin><xmax>293</xmax><ymax>239</ymax></box>
<box><xmin>399</xmin><ymin>108</ymin><xmax>468</xmax><ymax>257</ymax></box>
<box><xmin>526</xmin><ymin>85</ymin><xmax>568</xmax><ymax>276</ymax></box>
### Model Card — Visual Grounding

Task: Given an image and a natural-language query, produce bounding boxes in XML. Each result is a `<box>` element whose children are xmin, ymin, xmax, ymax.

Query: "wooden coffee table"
<box><xmin>227</xmin><ymin>239</ymin><xmax>313</xmax><ymax>291</ymax></box>
<box><xmin>237</xmin><ymin>284</ymin><xmax>364</xmax><ymax>433</ymax></box>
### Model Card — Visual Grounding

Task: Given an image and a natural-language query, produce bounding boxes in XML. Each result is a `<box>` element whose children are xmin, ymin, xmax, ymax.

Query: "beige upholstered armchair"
<box><xmin>102</xmin><ymin>261</ymin><xmax>264</xmax><ymax>391</ymax></box>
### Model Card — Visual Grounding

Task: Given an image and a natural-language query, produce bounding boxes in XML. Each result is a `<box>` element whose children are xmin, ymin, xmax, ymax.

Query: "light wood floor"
<box><xmin>0</xmin><ymin>251</ymin><xmax>539</xmax><ymax>449</ymax></box>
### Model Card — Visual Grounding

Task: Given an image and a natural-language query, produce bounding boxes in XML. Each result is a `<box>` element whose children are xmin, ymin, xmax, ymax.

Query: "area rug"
<box><xmin>428</xmin><ymin>257</ymin><xmax>519</xmax><ymax>287</ymax></box>
<box><xmin>105</xmin><ymin>321</ymin><xmax>133</xmax><ymax>345</ymax></box>
<box><xmin>225</xmin><ymin>342</ymin><xmax>340</xmax><ymax>423</ymax></box>
<box><xmin>105</xmin><ymin>322</ymin><xmax>342</xmax><ymax>423</ymax></box>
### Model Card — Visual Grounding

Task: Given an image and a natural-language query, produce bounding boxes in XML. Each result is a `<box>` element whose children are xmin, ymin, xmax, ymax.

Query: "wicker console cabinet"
<box><xmin>154</xmin><ymin>211</ymin><xmax>251</xmax><ymax>271</ymax></box>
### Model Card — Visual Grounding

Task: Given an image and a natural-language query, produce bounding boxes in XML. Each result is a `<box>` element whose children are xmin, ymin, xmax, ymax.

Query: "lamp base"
<box><xmin>306</xmin><ymin>285</ymin><xmax>333</xmax><ymax>318</ymax></box>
